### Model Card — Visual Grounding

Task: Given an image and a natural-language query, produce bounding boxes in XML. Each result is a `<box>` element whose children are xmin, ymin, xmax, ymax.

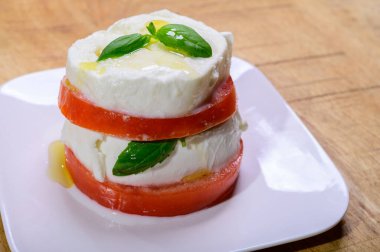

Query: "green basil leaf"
<box><xmin>97</xmin><ymin>33</ymin><xmax>151</xmax><ymax>61</ymax></box>
<box><xmin>156</xmin><ymin>24</ymin><xmax>212</xmax><ymax>58</ymax></box>
<box><xmin>146</xmin><ymin>22</ymin><xmax>156</xmax><ymax>36</ymax></box>
<box><xmin>112</xmin><ymin>139</ymin><xmax>177</xmax><ymax>176</ymax></box>
<box><xmin>180</xmin><ymin>138</ymin><xmax>187</xmax><ymax>147</ymax></box>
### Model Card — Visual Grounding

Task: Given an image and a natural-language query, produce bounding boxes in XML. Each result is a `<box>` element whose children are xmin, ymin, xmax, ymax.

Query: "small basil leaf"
<box><xmin>146</xmin><ymin>22</ymin><xmax>156</xmax><ymax>36</ymax></box>
<box><xmin>112</xmin><ymin>140</ymin><xmax>177</xmax><ymax>176</ymax></box>
<box><xmin>97</xmin><ymin>33</ymin><xmax>151</xmax><ymax>61</ymax></box>
<box><xmin>156</xmin><ymin>24</ymin><xmax>212</xmax><ymax>58</ymax></box>
<box><xmin>180</xmin><ymin>138</ymin><xmax>186</xmax><ymax>147</ymax></box>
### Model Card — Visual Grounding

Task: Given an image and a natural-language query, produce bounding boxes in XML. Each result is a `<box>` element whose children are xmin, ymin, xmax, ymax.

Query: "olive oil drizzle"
<box><xmin>47</xmin><ymin>140</ymin><xmax>74</xmax><ymax>188</ymax></box>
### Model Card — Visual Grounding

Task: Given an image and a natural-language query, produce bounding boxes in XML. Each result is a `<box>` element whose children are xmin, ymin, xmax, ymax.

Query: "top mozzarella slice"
<box><xmin>66</xmin><ymin>9</ymin><xmax>233</xmax><ymax>118</ymax></box>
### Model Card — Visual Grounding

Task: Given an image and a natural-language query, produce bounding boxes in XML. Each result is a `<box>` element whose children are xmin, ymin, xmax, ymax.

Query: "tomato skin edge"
<box><xmin>65</xmin><ymin>139</ymin><xmax>243</xmax><ymax>217</ymax></box>
<box><xmin>58</xmin><ymin>76</ymin><xmax>237</xmax><ymax>141</ymax></box>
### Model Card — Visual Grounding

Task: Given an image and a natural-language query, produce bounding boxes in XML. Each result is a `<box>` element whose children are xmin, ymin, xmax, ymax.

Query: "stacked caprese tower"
<box><xmin>59</xmin><ymin>10</ymin><xmax>244</xmax><ymax>216</ymax></box>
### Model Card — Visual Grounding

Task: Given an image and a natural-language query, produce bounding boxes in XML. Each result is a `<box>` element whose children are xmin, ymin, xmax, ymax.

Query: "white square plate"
<box><xmin>0</xmin><ymin>57</ymin><xmax>348</xmax><ymax>252</ymax></box>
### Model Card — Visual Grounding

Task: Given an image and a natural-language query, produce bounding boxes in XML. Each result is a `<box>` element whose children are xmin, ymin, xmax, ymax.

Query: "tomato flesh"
<box><xmin>65</xmin><ymin>140</ymin><xmax>243</xmax><ymax>216</ymax></box>
<box><xmin>58</xmin><ymin>76</ymin><xmax>236</xmax><ymax>141</ymax></box>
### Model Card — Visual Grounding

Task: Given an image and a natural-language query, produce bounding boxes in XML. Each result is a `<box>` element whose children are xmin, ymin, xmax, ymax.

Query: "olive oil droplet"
<box><xmin>79</xmin><ymin>62</ymin><xmax>106</xmax><ymax>75</ymax></box>
<box><xmin>48</xmin><ymin>140</ymin><xmax>73</xmax><ymax>188</ymax></box>
<box><xmin>182</xmin><ymin>168</ymin><xmax>211</xmax><ymax>183</ymax></box>
<box><xmin>115</xmin><ymin>43</ymin><xmax>197</xmax><ymax>76</ymax></box>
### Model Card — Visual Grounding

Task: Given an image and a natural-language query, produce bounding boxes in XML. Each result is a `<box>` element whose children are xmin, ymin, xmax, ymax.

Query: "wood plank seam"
<box><xmin>281</xmin><ymin>77</ymin><xmax>342</xmax><ymax>88</ymax></box>
<box><xmin>288</xmin><ymin>85</ymin><xmax>380</xmax><ymax>103</ymax></box>
<box><xmin>256</xmin><ymin>51</ymin><xmax>345</xmax><ymax>67</ymax></box>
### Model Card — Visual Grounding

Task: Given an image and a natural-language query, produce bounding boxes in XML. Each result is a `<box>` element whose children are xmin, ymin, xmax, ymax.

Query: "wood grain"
<box><xmin>1</xmin><ymin>0</ymin><xmax>380</xmax><ymax>251</ymax></box>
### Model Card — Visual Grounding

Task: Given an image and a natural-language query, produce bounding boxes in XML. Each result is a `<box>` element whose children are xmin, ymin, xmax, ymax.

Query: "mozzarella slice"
<box><xmin>61</xmin><ymin>114</ymin><xmax>242</xmax><ymax>186</ymax></box>
<box><xmin>66</xmin><ymin>9</ymin><xmax>233</xmax><ymax>117</ymax></box>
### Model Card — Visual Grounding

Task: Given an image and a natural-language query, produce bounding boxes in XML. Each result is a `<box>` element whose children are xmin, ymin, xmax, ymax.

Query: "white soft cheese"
<box><xmin>61</xmin><ymin>114</ymin><xmax>242</xmax><ymax>186</ymax></box>
<box><xmin>66</xmin><ymin>9</ymin><xmax>233</xmax><ymax>117</ymax></box>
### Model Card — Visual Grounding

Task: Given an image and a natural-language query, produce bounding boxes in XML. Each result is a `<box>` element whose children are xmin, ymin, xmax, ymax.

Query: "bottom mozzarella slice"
<box><xmin>61</xmin><ymin>114</ymin><xmax>242</xmax><ymax>186</ymax></box>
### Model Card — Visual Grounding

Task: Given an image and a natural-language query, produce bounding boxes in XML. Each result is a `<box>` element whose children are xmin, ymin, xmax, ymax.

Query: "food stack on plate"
<box><xmin>58</xmin><ymin>10</ymin><xmax>244</xmax><ymax>216</ymax></box>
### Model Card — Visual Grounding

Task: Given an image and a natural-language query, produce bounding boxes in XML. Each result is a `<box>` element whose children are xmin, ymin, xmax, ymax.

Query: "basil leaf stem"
<box><xmin>97</xmin><ymin>33</ymin><xmax>151</xmax><ymax>61</ymax></box>
<box><xmin>146</xmin><ymin>22</ymin><xmax>156</xmax><ymax>36</ymax></box>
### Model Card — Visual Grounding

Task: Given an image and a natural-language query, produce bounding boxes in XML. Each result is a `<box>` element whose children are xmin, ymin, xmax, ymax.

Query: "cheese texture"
<box><xmin>66</xmin><ymin>9</ymin><xmax>233</xmax><ymax>117</ymax></box>
<box><xmin>61</xmin><ymin>114</ymin><xmax>242</xmax><ymax>186</ymax></box>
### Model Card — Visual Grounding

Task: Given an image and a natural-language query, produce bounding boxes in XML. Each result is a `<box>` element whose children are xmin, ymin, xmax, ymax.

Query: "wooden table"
<box><xmin>1</xmin><ymin>0</ymin><xmax>379</xmax><ymax>251</ymax></box>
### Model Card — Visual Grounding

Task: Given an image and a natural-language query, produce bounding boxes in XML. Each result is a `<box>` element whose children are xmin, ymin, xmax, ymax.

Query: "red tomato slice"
<box><xmin>58</xmin><ymin>76</ymin><xmax>236</xmax><ymax>141</ymax></box>
<box><xmin>65</xmin><ymin>140</ymin><xmax>243</xmax><ymax>217</ymax></box>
